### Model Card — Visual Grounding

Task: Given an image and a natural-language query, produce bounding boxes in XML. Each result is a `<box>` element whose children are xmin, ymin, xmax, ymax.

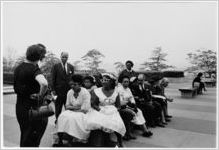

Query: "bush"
<box><xmin>163</xmin><ymin>71</ymin><xmax>184</xmax><ymax>78</ymax></box>
<box><xmin>3</xmin><ymin>72</ymin><xmax>14</xmax><ymax>84</ymax></box>
<box><xmin>137</xmin><ymin>71</ymin><xmax>164</xmax><ymax>82</ymax></box>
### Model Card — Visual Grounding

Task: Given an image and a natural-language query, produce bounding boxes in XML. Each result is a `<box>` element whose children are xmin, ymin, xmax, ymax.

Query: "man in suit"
<box><xmin>130</xmin><ymin>74</ymin><xmax>164</xmax><ymax>127</ymax></box>
<box><xmin>51</xmin><ymin>52</ymin><xmax>74</xmax><ymax>124</ymax></box>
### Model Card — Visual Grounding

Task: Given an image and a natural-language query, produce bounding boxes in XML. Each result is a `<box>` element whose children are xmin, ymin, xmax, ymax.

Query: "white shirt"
<box><xmin>61</xmin><ymin>62</ymin><xmax>68</xmax><ymax>74</ymax></box>
<box><xmin>65</xmin><ymin>87</ymin><xmax>91</xmax><ymax>111</ymax></box>
<box><xmin>117</xmin><ymin>85</ymin><xmax>135</xmax><ymax>105</ymax></box>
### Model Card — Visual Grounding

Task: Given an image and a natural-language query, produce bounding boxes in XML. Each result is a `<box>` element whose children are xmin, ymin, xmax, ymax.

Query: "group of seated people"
<box><xmin>54</xmin><ymin>71</ymin><xmax>173</xmax><ymax>147</ymax></box>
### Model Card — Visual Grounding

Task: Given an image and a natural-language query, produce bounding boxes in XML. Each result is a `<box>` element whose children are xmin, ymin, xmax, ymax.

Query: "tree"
<box><xmin>3</xmin><ymin>47</ymin><xmax>17</xmax><ymax>72</ymax></box>
<box><xmin>187</xmin><ymin>49</ymin><xmax>217</xmax><ymax>73</ymax></box>
<box><xmin>81</xmin><ymin>49</ymin><xmax>105</xmax><ymax>71</ymax></box>
<box><xmin>114</xmin><ymin>61</ymin><xmax>126</xmax><ymax>74</ymax></box>
<box><xmin>72</xmin><ymin>60</ymin><xmax>82</xmax><ymax>71</ymax></box>
<box><xmin>141</xmin><ymin>47</ymin><xmax>174</xmax><ymax>71</ymax></box>
<box><xmin>14</xmin><ymin>55</ymin><xmax>26</xmax><ymax>70</ymax></box>
<box><xmin>40</xmin><ymin>51</ymin><xmax>59</xmax><ymax>75</ymax></box>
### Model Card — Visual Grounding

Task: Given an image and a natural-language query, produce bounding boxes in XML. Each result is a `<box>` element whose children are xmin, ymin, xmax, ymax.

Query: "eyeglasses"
<box><xmin>101</xmin><ymin>78</ymin><xmax>110</xmax><ymax>82</ymax></box>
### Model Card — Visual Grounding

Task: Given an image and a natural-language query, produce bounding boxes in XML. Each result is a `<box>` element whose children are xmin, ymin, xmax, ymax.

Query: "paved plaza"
<box><xmin>2</xmin><ymin>81</ymin><xmax>217</xmax><ymax>148</ymax></box>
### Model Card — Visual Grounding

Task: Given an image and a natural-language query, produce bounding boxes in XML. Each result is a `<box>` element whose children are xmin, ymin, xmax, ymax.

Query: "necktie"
<box><xmin>63</xmin><ymin>64</ymin><xmax>66</xmax><ymax>74</ymax></box>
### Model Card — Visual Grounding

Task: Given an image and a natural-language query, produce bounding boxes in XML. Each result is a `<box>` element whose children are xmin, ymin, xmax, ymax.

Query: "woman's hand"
<box><xmin>120</xmin><ymin>100</ymin><xmax>128</xmax><ymax>106</ymax></box>
<box><xmin>66</xmin><ymin>105</ymin><xmax>81</xmax><ymax>111</ymax></box>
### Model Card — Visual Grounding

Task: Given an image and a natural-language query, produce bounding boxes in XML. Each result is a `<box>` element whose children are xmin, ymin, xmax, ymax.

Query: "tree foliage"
<box><xmin>81</xmin><ymin>49</ymin><xmax>104</xmax><ymax>71</ymax></box>
<box><xmin>141</xmin><ymin>47</ymin><xmax>174</xmax><ymax>71</ymax></box>
<box><xmin>13</xmin><ymin>51</ymin><xmax>59</xmax><ymax>75</ymax></box>
<box><xmin>187</xmin><ymin>49</ymin><xmax>217</xmax><ymax>73</ymax></box>
<box><xmin>40</xmin><ymin>51</ymin><xmax>59</xmax><ymax>75</ymax></box>
<box><xmin>114</xmin><ymin>61</ymin><xmax>126</xmax><ymax>74</ymax></box>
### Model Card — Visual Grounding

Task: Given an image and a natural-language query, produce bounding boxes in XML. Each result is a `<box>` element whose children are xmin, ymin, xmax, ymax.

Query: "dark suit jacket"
<box><xmin>130</xmin><ymin>82</ymin><xmax>152</xmax><ymax>104</ymax></box>
<box><xmin>51</xmin><ymin>62</ymin><xmax>74</xmax><ymax>96</ymax></box>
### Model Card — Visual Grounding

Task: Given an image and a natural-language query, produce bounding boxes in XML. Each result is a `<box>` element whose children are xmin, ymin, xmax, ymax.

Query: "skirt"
<box><xmin>131</xmin><ymin>108</ymin><xmax>146</xmax><ymax>125</ymax></box>
<box><xmin>57</xmin><ymin>110</ymin><xmax>90</xmax><ymax>141</ymax></box>
<box><xmin>86</xmin><ymin>105</ymin><xmax>126</xmax><ymax>136</ymax></box>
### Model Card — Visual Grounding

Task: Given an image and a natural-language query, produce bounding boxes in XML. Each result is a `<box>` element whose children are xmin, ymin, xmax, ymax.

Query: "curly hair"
<box><xmin>71</xmin><ymin>74</ymin><xmax>83</xmax><ymax>85</ymax></box>
<box><xmin>26</xmin><ymin>44</ymin><xmax>46</xmax><ymax>61</ymax></box>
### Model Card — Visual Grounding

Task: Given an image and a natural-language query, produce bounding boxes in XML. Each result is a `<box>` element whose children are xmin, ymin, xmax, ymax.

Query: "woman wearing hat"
<box><xmin>86</xmin><ymin>73</ymin><xmax>126</xmax><ymax>147</ymax></box>
<box><xmin>118</xmin><ymin>60</ymin><xmax>138</xmax><ymax>83</ymax></box>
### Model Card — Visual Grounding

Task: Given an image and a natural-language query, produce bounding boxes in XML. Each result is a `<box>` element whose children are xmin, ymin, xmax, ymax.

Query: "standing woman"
<box><xmin>13</xmin><ymin>44</ymin><xmax>48</xmax><ymax>147</ymax></box>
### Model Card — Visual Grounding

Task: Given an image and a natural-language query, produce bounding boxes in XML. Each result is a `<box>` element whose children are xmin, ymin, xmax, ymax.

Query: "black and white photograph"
<box><xmin>1</xmin><ymin>0</ymin><xmax>218</xmax><ymax>148</ymax></box>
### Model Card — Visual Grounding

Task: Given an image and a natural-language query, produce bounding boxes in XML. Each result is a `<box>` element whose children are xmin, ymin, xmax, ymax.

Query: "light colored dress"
<box><xmin>117</xmin><ymin>85</ymin><xmax>146</xmax><ymax>125</ymax></box>
<box><xmin>57</xmin><ymin>87</ymin><xmax>91</xmax><ymax>141</ymax></box>
<box><xmin>86</xmin><ymin>87</ymin><xmax>126</xmax><ymax>136</ymax></box>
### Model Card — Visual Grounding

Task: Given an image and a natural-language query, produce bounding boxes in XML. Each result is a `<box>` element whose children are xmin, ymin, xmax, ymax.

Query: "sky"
<box><xmin>2</xmin><ymin>1</ymin><xmax>218</xmax><ymax>73</ymax></box>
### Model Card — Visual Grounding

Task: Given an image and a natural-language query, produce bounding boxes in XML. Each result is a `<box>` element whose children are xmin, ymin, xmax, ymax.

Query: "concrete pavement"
<box><xmin>2</xmin><ymin>82</ymin><xmax>217</xmax><ymax>148</ymax></box>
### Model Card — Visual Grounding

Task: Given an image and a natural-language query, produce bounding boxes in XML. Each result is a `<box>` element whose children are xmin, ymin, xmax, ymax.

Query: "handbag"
<box><xmin>29</xmin><ymin>92</ymin><xmax>55</xmax><ymax>121</ymax></box>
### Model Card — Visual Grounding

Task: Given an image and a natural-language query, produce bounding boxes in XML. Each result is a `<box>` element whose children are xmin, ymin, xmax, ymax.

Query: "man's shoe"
<box><xmin>142</xmin><ymin>131</ymin><xmax>153</xmax><ymax>137</ymax></box>
<box><xmin>156</xmin><ymin>123</ymin><xmax>165</xmax><ymax>127</ymax></box>
<box><xmin>165</xmin><ymin>118</ymin><xmax>171</xmax><ymax>122</ymax></box>
<box><xmin>165</xmin><ymin>115</ymin><xmax>172</xmax><ymax>118</ymax></box>
<box><xmin>122</xmin><ymin>135</ymin><xmax>130</xmax><ymax>141</ymax></box>
<box><xmin>128</xmin><ymin>134</ymin><xmax>137</xmax><ymax>140</ymax></box>
<box><xmin>162</xmin><ymin>122</ymin><xmax>168</xmax><ymax>125</ymax></box>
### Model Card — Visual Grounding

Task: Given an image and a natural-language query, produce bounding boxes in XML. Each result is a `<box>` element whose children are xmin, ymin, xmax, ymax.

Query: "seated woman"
<box><xmin>192</xmin><ymin>72</ymin><xmax>207</xmax><ymax>94</ymax></box>
<box><xmin>86</xmin><ymin>73</ymin><xmax>126</xmax><ymax>147</ymax></box>
<box><xmin>118</xmin><ymin>75</ymin><xmax>153</xmax><ymax>140</ymax></box>
<box><xmin>83</xmin><ymin>75</ymin><xmax>98</xmax><ymax>92</ymax></box>
<box><xmin>57</xmin><ymin>75</ymin><xmax>91</xmax><ymax>145</ymax></box>
<box><xmin>151</xmin><ymin>78</ymin><xmax>172</xmax><ymax>121</ymax></box>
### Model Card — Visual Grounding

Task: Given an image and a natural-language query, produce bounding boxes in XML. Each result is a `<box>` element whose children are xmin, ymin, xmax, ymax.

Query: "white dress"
<box><xmin>117</xmin><ymin>85</ymin><xmax>146</xmax><ymax>125</ymax></box>
<box><xmin>57</xmin><ymin>87</ymin><xmax>91</xmax><ymax>141</ymax></box>
<box><xmin>86</xmin><ymin>87</ymin><xmax>126</xmax><ymax>136</ymax></box>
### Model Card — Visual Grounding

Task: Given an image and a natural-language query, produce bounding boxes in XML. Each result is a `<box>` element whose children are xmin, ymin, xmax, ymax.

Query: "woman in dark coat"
<box><xmin>192</xmin><ymin>72</ymin><xmax>207</xmax><ymax>94</ymax></box>
<box><xmin>13</xmin><ymin>44</ymin><xmax>48</xmax><ymax>147</ymax></box>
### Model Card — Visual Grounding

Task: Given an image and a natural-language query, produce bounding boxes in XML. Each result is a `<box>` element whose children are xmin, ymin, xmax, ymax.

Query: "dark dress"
<box><xmin>13</xmin><ymin>62</ymin><xmax>48</xmax><ymax>147</ymax></box>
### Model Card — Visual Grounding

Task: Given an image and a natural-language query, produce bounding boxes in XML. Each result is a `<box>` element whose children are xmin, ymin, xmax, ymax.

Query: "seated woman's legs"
<box><xmin>152</xmin><ymin>97</ymin><xmax>168</xmax><ymax>123</ymax></box>
<box><xmin>119</xmin><ymin>109</ymin><xmax>136</xmax><ymax>140</ymax></box>
<box><xmin>152</xmin><ymin>101</ymin><xmax>166</xmax><ymax>127</ymax></box>
<box><xmin>140</xmin><ymin>123</ymin><xmax>153</xmax><ymax>137</ymax></box>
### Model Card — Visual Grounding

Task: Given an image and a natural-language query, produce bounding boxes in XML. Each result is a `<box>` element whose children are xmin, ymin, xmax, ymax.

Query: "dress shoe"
<box><xmin>142</xmin><ymin>131</ymin><xmax>153</xmax><ymax>137</ymax></box>
<box><xmin>122</xmin><ymin>135</ymin><xmax>130</xmax><ymax>141</ymax></box>
<box><xmin>162</xmin><ymin>122</ymin><xmax>168</xmax><ymax>125</ymax></box>
<box><xmin>156</xmin><ymin>123</ymin><xmax>165</xmax><ymax>127</ymax></box>
<box><xmin>128</xmin><ymin>134</ymin><xmax>137</xmax><ymax>140</ymax></box>
<box><xmin>165</xmin><ymin>115</ymin><xmax>172</xmax><ymax>118</ymax></box>
<box><xmin>165</xmin><ymin>118</ymin><xmax>171</xmax><ymax>122</ymax></box>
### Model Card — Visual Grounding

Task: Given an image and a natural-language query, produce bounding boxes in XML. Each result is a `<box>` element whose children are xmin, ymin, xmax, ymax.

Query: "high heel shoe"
<box><xmin>162</xmin><ymin>122</ymin><xmax>168</xmax><ymax>125</ymax></box>
<box><xmin>156</xmin><ymin>123</ymin><xmax>165</xmax><ymax>127</ymax></box>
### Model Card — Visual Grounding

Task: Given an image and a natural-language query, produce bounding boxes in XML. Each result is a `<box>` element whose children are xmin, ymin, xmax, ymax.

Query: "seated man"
<box><xmin>192</xmin><ymin>72</ymin><xmax>207</xmax><ymax>94</ymax></box>
<box><xmin>130</xmin><ymin>74</ymin><xmax>166</xmax><ymax>127</ymax></box>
